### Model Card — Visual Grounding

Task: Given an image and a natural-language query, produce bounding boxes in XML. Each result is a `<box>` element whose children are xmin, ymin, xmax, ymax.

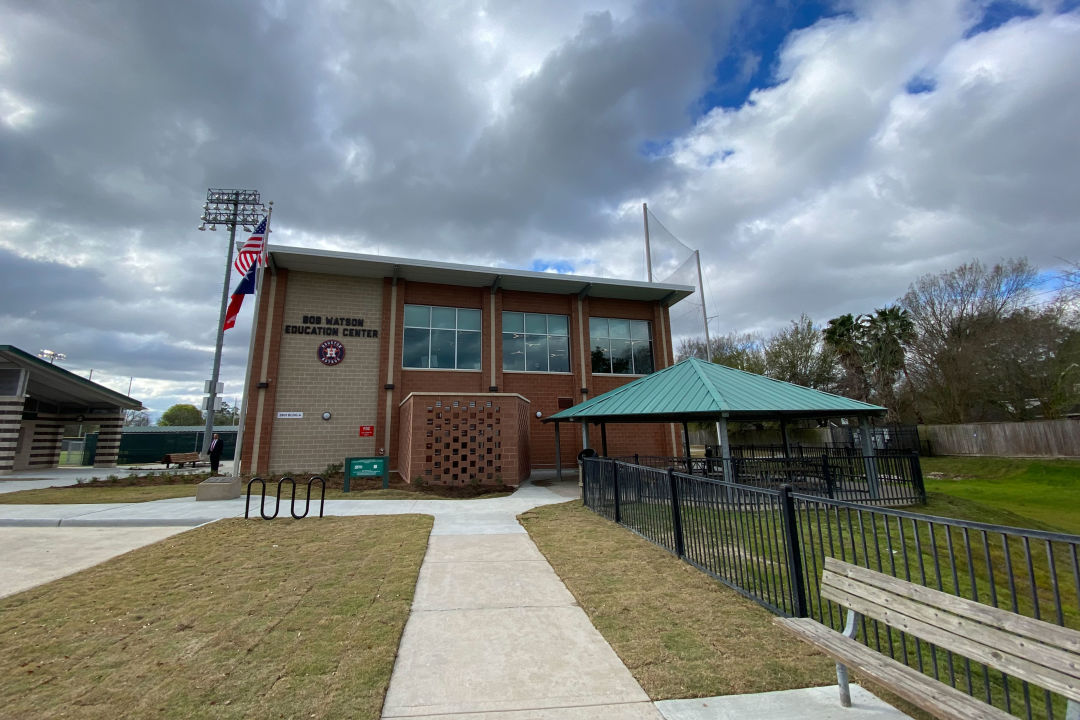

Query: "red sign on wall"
<box><xmin>358</xmin><ymin>425</ymin><xmax>375</xmax><ymax>437</ymax></box>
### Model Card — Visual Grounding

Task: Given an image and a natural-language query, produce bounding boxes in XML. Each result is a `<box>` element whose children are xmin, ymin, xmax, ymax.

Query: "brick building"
<box><xmin>238</xmin><ymin>247</ymin><xmax>693</xmax><ymax>484</ymax></box>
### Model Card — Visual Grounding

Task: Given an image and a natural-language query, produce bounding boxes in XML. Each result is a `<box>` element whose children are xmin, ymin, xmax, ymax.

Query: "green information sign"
<box><xmin>344</xmin><ymin>456</ymin><xmax>389</xmax><ymax>491</ymax></box>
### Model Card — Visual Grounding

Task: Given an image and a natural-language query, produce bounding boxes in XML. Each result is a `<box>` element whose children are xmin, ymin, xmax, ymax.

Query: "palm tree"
<box><xmin>823</xmin><ymin>314</ymin><xmax>870</xmax><ymax>402</ymax></box>
<box><xmin>865</xmin><ymin>306</ymin><xmax>922</xmax><ymax>422</ymax></box>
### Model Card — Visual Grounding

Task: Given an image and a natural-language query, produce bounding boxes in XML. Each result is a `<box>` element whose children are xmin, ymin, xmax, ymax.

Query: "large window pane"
<box><xmin>589</xmin><ymin>318</ymin><xmax>608</xmax><ymax>339</ymax></box>
<box><xmin>457</xmin><ymin>331</ymin><xmax>481</xmax><ymax>369</ymax></box>
<box><xmin>502</xmin><ymin>312</ymin><xmax>524</xmax><ymax>333</ymax></box>
<box><xmin>430</xmin><ymin>329</ymin><xmax>456</xmax><ymax>368</ymax></box>
<box><xmin>525</xmin><ymin>335</ymin><xmax>548</xmax><ymax>372</ymax></box>
<box><xmin>630</xmin><ymin>320</ymin><xmax>650</xmax><ymax>341</ymax></box>
<box><xmin>525</xmin><ymin>313</ymin><xmax>547</xmax><ymax>334</ymax></box>
<box><xmin>549</xmin><ymin>336</ymin><xmax>569</xmax><ymax>372</ymax></box>
<box><xmin>608</xmin><ymin>319</ymin><xmax>631</xmax><ymax>339</ymax></box>
<box><xmin>404</xmin><ymin>305</ymin><xmax>429</xmax><ymax>328</ymax></box>
<box><xmin>402</xmin><ymin>328</ymin><xmax>429</xmax><ymax>368</ymax></box>
<box><xmin>610</xmin><ymin>339</ymin><xmax>632</xmax><ymax>373</ymax></box>
<box><xmin>502</xmin><ymin>333</ymin><xmax>525</xmax><ymax>371</ymax></box>
<box><xmin>458</xmin><ymin>308</ymin><xmax>481</xmax><ymax>331</ymax></box>
<box><xmin>591</xmin><ymin>341</ymin><xmax>610</xmax><ymax>373</ymax></box>
<box><xmin>431</xmin><ymin>307</ymin><xmax>456</xmax><ymax>329</ymax></box>
<box><xmin>632</xmin><ymin>341</ymin><xmax>653</xmax><ymax>374</ymax></box>
<box><xmin>547</xmin><ymin>315</ymin><xmax>568</xmax><ymax>336</ymax></box>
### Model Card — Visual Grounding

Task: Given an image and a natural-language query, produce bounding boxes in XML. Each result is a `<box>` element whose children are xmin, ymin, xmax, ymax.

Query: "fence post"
<box><xmin>778</xmin><ymin>485</ymin><xmax>808</xmax><ymax>618</ymax></box>
<box><xmin>910</xmin><ymin>450</ymin><xmax>926</xmax><ymax>503</ymax></box>
<box><xmin>611</xmin><ymin>459</ymin><xmax>622</xmax><ymax>524</ymax></box>
<box><xmin>667</xmin><ymin>467</ymin><xmax>685</xmax><ymax>558</ymax></box>
<box><xmin>822</xmin><ymin>453</ymin><xmax>834</xmax><ymax>499</ymax></box>
<box><xmin>634</xmin><ymin>453</ymin><xmax>640</xmax><ymax>466</ymax></box>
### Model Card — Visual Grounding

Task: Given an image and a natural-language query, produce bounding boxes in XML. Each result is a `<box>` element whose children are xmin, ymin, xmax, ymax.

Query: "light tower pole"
<box><xmin>199</xmin><ymin>188</ymin><xmax>265</xmax><ymax>463</ymax></box>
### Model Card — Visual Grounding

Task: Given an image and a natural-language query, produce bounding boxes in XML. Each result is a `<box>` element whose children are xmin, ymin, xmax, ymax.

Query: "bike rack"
<box><xmin>245</xmin><ymin>476</ymin><xmax>326</xmax><ymax>520</ymax></box>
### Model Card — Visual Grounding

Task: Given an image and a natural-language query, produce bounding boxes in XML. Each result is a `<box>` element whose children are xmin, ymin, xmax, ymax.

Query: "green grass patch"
<box><xmin>519</xmin><ymin>501</ymin><xmax>835</xmax><ymax>699</ymax></box>
<box><xmin>0</xmin><ymin>515</ymin><xmax>432</xmax><ymax>719</ymax></box>
<box><xmin>921</xmin><ymin>456</ymin><xmax>1080</xmax><ymax>534</ymax></box>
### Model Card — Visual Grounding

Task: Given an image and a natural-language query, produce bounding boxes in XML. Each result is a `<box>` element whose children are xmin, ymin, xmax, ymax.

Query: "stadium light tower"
<box><xmin>199</xmin><ymin>188</ymin><xmax>265</xmax><ymax>464</ymax></box>
<box><xmin>37</xmin><ymin>349</ymin><xmax>66</xmax><ymax>364</ymax></box>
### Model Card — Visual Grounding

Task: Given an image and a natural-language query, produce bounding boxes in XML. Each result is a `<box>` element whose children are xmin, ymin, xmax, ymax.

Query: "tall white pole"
<box><xmin>695</xmin><ymin>250</ymin><xmax>712</xmax><ymax>361</ymax></box>
<box><xmin>643</xmin><ymin>202</ymin><xmax>653</xmax><ymax>282</ymax></box>
<box><xmin>234</xmin><ymin>203</ymin><xmax>272</xmax><ymax>475</ymax></box>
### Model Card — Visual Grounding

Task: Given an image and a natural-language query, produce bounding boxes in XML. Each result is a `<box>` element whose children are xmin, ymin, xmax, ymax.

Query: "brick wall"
<box><xmin>398</xmin><ymin>393</ymin><xmax>530</xmax><ymax>486</ymax></box>
<box><xmin>0</xmin><ymin>397</ymin><xmax>24</xmax><ymax>474</ymax></box>
<box><xmin>266</xmin><ymin>271</ymin><xmax>383</xmax><ymax>474</ymax></box>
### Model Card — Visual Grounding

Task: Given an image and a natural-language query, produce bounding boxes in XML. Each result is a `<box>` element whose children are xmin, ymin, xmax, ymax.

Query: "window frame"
<box><xmin>402</xmin><ymin>304</ymin><xmax>482</xmax><ymax>371</ymax></box>
<box><xmin>589</xmin><ymin>317</ymin><xmax>654</xmax><ymax>375</ymax></box>
<box><xmin>501</xmin><ymin>311</ymin><xmax>571</xmax><ymax>374</ymax></box>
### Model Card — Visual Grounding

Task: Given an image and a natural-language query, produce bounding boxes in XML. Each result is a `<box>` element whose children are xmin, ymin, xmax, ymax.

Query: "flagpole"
<box><xmin>234</xmin><ymin>202</ymin><xmax>272</xmax><ymax>475</ymax></box>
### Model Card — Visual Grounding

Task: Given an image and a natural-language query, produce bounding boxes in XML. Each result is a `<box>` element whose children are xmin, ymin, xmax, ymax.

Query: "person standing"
<box><xmin>208</xmin><ymin>433</ymin><xmax>223</xmax><ymax>474</ymax></box>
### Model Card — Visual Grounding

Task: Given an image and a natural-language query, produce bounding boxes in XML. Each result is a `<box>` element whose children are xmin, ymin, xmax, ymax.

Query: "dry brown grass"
<box><xmin>519</xmin><ymin>501</ymin><xmax>835</xmax><ymax>700</ymax></box>
<box><xmin>0</xmin><ymin>484</ymin><xmax>511</xmax><ymax>504</ymax></box>
<box><xmin>0</xmin><ymin>515</ymin><xmax>432</xmax><ymax>719</ymax></box>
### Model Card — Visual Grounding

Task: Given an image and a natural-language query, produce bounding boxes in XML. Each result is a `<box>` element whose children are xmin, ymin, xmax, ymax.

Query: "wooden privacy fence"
<box><xmin>923</xmin><ymin>418</ymin><xmax>1080</xmax><ymax>458</ymax></box>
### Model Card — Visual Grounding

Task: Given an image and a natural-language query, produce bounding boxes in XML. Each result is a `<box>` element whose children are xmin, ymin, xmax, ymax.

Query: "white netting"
<box><xmin>646</xmin><ymin>208</ymin><xmax>708</xmax><ymax>356</ymax></box>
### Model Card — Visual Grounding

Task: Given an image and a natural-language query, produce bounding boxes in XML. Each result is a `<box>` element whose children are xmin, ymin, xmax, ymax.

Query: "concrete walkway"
<box><xmin>0</xmin><ymin>475</ymin><xmax>909</xmax><ymax>719</ymax></box>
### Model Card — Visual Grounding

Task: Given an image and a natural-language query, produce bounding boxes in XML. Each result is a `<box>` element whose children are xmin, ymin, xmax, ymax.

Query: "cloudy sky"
<box><xmin>1</xmin><ymin>0</ymin><xmax>1078</xmax><ymax>419</ymax></box>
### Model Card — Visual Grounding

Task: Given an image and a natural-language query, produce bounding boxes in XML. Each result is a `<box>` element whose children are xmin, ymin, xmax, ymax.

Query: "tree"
<box><xmin>158</xmin><ymin>403</ymin><xmax>204</xmax><ymax>427</ymax></box>
<box><xmin>213</xmin><ymin>400</ymin><xmax>240</xmax><ymax>426</ymax></box>
<box><xmin>763</xmin><ymin>314</ymin><xmax>837</xmax><ymax>390</ymax></box>
<box><xmin>123</xmin><ymin>408</ymin><xmax>150</xmax><ymax>426</ymax></box>
<box><xmin>900</xmin><ymin>258</ymin><xmax>1039</xmax><ymax>423</ymax></box>
<box><xmin>863</xmin><ymin>306</ymin><xmax>918</xmax><ymax>421</ymax></box>
<box><xmin>823</xmin><ymin>313</ymin><xmax>870</xmax><ymax>402</ymax></box>
<box><xmin>677</xmin><ymin>332</ymin><xmax>766</xmax><ymax>373</ymax></box>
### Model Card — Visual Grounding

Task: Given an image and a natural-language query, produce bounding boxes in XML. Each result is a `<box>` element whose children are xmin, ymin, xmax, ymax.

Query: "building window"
<box><xmin>502</xmin><ymin>312</ymin><xmax>570</xmax><ymax>372</ymax></box>
<box><xmin>590</xmin><ymin>318</ymin><xmax>654</xmax><ymax>375</ymax></box>
<box><xmin>403</xmin><ymin>305</ymin><xmax>482</xmax><ymax>369</ymax></box>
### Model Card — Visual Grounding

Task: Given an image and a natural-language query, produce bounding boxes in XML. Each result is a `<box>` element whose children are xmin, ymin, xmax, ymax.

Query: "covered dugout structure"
<box><xmin>545</xmin><ymin>357</ymin><xmax>889</xmax><ymax>491</ymax></box>
<box><xmin>0</xmin><ymin>345</ymin><xmax>141</xmax><ymax>473</ymax></box>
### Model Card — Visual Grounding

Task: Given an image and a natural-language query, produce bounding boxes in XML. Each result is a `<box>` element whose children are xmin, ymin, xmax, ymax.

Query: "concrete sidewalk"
<box><xmin>0</xmin><ymin>476</ymin><xmax>909</xmax><ymax>719</ymax></box>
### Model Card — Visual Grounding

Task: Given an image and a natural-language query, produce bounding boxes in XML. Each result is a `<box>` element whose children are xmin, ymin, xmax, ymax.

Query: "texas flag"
<box><xmin>223</xmin><ymin>262</ymin><xmax>257</xmax><ymax>331</ymax></box>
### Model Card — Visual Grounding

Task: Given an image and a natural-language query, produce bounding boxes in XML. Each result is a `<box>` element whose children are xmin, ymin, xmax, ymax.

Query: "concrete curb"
<box><xmin>0</xmin><ymin>518</ymin><xmax>215</xmax><ymax>528</ymax></box>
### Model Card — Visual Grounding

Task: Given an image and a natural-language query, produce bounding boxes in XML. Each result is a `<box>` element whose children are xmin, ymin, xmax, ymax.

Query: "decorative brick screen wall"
<box><xmin>398</xmin><ymin>393</ymin><xmax>530</xmax><ymax>486</ymax></box>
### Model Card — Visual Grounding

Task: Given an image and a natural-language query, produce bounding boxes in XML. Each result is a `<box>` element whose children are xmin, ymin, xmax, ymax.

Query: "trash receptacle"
<box><xmin>577</xmin><ymin>447</ymin><xmax>598</xmax><ymax>488</ymax></box>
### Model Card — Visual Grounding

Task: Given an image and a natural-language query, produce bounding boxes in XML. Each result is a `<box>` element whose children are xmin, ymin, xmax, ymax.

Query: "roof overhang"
<box><xmin>0</xmin><ymin>345</ymin><xmax>141</xmax><ymax>412</ymax></box>
<box><xmin>544</xmin><ymin>408</ymin><xmax>887</xmax><ymax>424</ymax></box>
<box><xmin>268</xmin><ymin>245</ymin><xmax>695</xmax><ymax>307</ymax></box>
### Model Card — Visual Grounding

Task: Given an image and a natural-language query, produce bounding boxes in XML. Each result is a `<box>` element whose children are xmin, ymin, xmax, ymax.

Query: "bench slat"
<box><xmin>777</xmin><ymin>617</ymin><xmax>1016</xmax><ymax>720</ymax></box>
<box><xmin>822</xmin><ymin>568</ymin><xmax>1080</xmax><ymax>682</ymax></box>
<box><xmin>824</xmin><ymin>557</ymin><xmax>1080</xmax><ymax>655</ymax></box>
<box><xmin>823</xmin><ymin>579</ymin><xmax>1080</xmax><ymax>703</ymax></box>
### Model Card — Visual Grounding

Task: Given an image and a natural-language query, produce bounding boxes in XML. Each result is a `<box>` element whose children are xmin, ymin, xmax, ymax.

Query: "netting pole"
<box><xmin>643</xmin><ymin>202</ymin><xmax>653</xmax><ymax>282</ymax></box>
<box><xmin>695</xmin><ymin>250</ymin><xmax>711</xmax><ymax>361</ymax></box>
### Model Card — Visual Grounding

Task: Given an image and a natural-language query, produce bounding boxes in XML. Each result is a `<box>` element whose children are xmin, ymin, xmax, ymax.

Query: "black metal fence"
<box><xmin>582</xmin><ymin>457</ymin><xmax>1080</xmax><ymax>720</ymax></box>
<box><xmin>613</xmin><ymin>451</ymin><xmax>925</xmax><ymax>506</ymax></box>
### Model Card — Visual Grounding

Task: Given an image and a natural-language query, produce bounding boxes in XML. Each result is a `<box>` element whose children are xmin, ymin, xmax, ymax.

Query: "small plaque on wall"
<box><xmin>358</xmin><ymin>425</ymin><xmax>375</xmax><ymax>437</ymax></box>
<box><xmin>277</xmin><ymin>411</ymin><xmax>304</xmax><ymax>419</ymax></box>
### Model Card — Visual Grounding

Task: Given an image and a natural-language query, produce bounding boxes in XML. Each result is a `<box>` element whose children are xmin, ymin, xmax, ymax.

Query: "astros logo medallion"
<box><xmin>317</xmin><ymin>339</ymin><xmax>345</xmax><ymax>366</ymax></box>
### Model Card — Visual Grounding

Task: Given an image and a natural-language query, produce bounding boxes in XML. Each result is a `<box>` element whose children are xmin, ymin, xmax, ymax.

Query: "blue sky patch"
<box><xmin>964</xmin><ymin>1</ymin><xmax>1039</xmax><ymax>38</ymax></box>
<box><xmin>696</xmin><ymin>1</ymin><xmax>851</xmax><ymax>115</ymax></box>
<box><xmin>530</xmin><ymin>259</ymin><xmax>575</xmax><ymax>274</ymax></box>
<box><xmin>905</xmin><ymin>75</ymin><xmax>937</xmax><ymax>95</ymax></box>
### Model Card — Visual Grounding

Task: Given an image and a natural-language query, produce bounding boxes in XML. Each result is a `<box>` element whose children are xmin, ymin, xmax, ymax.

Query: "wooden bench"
<box><xmin>162</xmin><ymin>452</ymin><xmax>202</xmax><ymax>469</ymax></box>
<box><xmin>776</xmin><ymin>556</ymin><xmax>1080</xmax><ymax>720</ymax></box>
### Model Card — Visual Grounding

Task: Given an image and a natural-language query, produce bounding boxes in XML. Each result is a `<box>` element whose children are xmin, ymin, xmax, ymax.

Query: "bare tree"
<box><xmin>764</xmin><ymin>314</ymin><xmax>837</xmax><ymax>390</ymax></box>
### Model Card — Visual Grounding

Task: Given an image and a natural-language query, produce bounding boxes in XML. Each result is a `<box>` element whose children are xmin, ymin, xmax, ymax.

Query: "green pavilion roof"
<box><xmin>545</xmin><ymin>357</ymin><xmax>886</xmax><ymax>424</ymax></box>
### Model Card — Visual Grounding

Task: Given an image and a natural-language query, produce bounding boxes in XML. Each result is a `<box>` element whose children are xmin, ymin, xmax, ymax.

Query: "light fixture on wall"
<box><xmin>535</xmin><ymin>411</ymin><xmax>542</xmax><ymax>418</ymax></box>
<box><xmin>322</xmin><ymin>412</ymin><xmax>332</xmax><ymax>421</ymax></box>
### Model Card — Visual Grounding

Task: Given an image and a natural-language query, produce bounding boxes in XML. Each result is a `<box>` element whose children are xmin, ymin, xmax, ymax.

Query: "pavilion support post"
<box><xmin>554</xmin><ymin>421</ymin><xmax>562</xmax><ymax>481</ymax></box>
<box><xmin>717</xmin><ymin>417</ymin><xmax>733</xmax><ymax>483</ymax></box>
<box><xmin>780</xmin><ymin>418</ymin><xmax>791</xmax><ymax>459</ymax></box>
<box><xmin>859</xmin><ymin>416</ymin><xmax>881</xmax><ymax>500</ymax></box>
<box><xmin>601</xmin><ymin>423</ymin><xmax>608</xmax><ymax>457</ymax></box>
<box><xmin>582</xmin><ymin>422</ymin><xmax>591</xmax><ymax>450</ymax></box>
<box><xmin>682</xmin><ymin>422</ymin><xmax>692</xmax><ymax>472</ymax></box>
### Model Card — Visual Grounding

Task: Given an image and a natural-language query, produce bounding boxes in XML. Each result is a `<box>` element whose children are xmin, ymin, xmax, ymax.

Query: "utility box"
<box><xmin>344</xmin><ymin>456</ymin><xmax>389</xmax><ymax>491</ymax></box>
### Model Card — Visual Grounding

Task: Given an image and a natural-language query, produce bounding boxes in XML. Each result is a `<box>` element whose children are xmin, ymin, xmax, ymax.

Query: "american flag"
<box><xmin>233</xmin><ymin>217</ymin><xmax>267</xmax><ymax>276</ymax></box>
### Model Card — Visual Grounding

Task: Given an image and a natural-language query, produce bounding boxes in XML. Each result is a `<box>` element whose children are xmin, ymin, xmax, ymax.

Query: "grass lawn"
<box><xmin>920</xmin><ymin>456</ymin><xmax>1080</xmax><ymax>534</ymax></box>
<box><xmin>0</xmin><ymin>476</ymin><xmax>513</xmax><ymax>504</ymax></box>
<box><xmin>0</xmin><ymin>515</ymin><xmax>432</xmax><ymax>719</ymax></box>
<box><xmin>519</xmin><ymin>501</ymin><xmax>835</xmax><ymax>699</ymax></box>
